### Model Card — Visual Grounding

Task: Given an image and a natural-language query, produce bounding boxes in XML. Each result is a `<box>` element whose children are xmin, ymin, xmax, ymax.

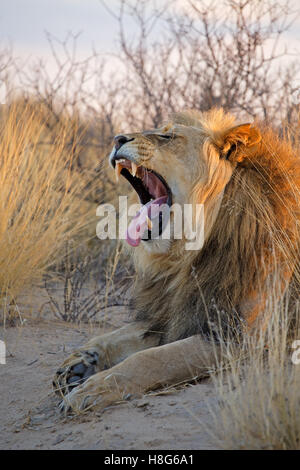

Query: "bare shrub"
<box><xmin>101</xmin><ymin>0</ymin><xmax>300</xmax><ymax>128</ymax></box>
<box><xmin>43</xmin><ymin>241</ymin><xmax>132</xmax><ymax>323</ymax></box>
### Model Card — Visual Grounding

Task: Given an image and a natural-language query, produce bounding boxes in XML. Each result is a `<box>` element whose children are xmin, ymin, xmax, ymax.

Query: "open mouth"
<box><xmin>111</xmin><ymin>155</ymin><xmax>172</xmax><ymax>247</ymax></box>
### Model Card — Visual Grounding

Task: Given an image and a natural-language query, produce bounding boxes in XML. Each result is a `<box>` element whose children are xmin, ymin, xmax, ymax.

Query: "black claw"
<box><xmin>55</xmin><ymin>350</ymin><xmax>100</xmax><ymax>398</ymax></box>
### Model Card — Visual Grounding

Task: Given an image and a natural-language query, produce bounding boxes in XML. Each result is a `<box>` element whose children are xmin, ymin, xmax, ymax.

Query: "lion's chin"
<box><xmin>141</xmin><ymin>237</ymin><xmax>171</xmax><ymax>254</ymax></box>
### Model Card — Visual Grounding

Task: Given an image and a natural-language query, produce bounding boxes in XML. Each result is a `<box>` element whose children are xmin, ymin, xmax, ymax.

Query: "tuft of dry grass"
<box><xmin>0</xmin><ymin>99</ymin><xmax>97</xmax><ymax>324</ymax></box>
<box><xmin>208</xmin><ymin>291</ymin><xmax>300</xmax><ymax>449</ymax></box>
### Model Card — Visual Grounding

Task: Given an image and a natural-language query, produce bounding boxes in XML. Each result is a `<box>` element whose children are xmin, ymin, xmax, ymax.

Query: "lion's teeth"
<box><xmin>115</xmin><ymin>162</ymin><xmax>122</xmax><ymax>182</ymax></box>
<box><xmin>131</xmin><ymin>162</ymin><xmax>138</xmax><ymax>177</ymax></box>
<box><xmin>146</xmin><ymin>216</ymin><xmax>153</xmax><ymax>230</ymax></box>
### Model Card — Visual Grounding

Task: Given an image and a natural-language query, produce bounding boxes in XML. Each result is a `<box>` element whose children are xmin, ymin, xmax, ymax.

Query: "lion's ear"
<box><xmin>219</xmin><ymin>123</ymin><xmax>261</xmax><ymax>162</ymax></box>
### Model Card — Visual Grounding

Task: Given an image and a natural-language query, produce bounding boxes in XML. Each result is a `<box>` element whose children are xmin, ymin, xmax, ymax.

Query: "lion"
<box><xmin>54</xmin><ymin>108</ymin><xmax>300</xmax><ymax>413</ymax></box>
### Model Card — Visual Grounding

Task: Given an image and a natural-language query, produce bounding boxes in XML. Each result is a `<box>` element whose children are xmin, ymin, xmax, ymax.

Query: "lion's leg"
<box><xmin>54</xmin><ymin>323</ymin><xmax>160</xmax><ymax>395</ymax></box>
<box><xmin>59</xmin><ymin>334</ymin><xmax>219</xmax><ymax>413</ymax></box>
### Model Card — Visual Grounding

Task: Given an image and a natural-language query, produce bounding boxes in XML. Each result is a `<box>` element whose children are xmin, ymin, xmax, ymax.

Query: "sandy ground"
<box><xmin>0</xmin><ymin>290</ymin><xmax>219</xmax><ymax>450</ymax></box>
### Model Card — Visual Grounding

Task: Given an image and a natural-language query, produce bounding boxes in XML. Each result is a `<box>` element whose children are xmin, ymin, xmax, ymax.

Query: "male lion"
<box><xmin>55</xmin><ymin>108</ymin><xmax>300</xmax><ymax>413</ymax></box>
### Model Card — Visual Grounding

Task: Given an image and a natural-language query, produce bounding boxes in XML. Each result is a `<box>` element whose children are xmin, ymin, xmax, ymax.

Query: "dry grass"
<box><xmin>0</xmin><ymin>99</ymin><xmax>97</xmax><ymax>324</ymax></box>
<box><xmin>208</xmin><ymin>292</ymin><xmax>300</xmax><ymax>449</ymax></box>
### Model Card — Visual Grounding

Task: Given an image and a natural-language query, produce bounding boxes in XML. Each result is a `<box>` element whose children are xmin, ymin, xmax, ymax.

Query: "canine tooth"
<box><xmin>146</xmin><ymin>216</ymin><xmax>153</xmax><ymax>230</ymax></box>
<box><xmin>115</xmin><ymin>162</ymin><xmax>122</xmax><ymax>182</ymax></box>
<box><xmin>131</xmin><ymin>162</ymin><xmax>138</xmax><ymax>177</ymax></box>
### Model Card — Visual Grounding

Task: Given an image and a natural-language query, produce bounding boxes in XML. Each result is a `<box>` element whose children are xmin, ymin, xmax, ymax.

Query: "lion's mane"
<box><xmin>131</xmin><ymin>110</ymin><xmax>300</xmax><ymax>343</ymax></box>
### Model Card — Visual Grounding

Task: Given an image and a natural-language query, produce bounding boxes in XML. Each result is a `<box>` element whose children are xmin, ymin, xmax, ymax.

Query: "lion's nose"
<box><xmin>114</xmin><ymin>135</ymin><xmax>134</xmax><ymax>150</ymax></box>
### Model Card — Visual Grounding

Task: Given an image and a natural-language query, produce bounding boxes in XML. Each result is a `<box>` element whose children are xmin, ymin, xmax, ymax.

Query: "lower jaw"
<box><xmin>140</xmin><ymin>238</ymin><xmax>172</xmax><ymax>254</ymax></box>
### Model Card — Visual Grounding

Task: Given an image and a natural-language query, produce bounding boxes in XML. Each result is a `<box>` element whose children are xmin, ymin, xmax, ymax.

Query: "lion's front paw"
<box><xmin>53</xmin><ymin>349</ymin><xmax>101</xmax><ymax>396</ymax></box>
<box><xmin>58</xmin><ymin>372</ymin><xmax>122</xmax><ymax>414</ymax></box>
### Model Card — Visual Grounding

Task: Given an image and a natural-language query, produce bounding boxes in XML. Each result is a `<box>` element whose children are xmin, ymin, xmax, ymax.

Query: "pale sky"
<box><xmin>0</xmin><ymin>0</ymin><xmax>122</xmax><ymax>59</ymax></box>
<box><xmin>0</xmin><ymin>0</ymin><xmax>299</xmax><ymax>78</ymax></box>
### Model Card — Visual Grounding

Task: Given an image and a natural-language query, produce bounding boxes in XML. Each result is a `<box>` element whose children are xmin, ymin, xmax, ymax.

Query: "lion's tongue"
<box><xmin>126</xmin><ymin>196</ymin><xmax>168</xmax><ymax>247</ymax></box>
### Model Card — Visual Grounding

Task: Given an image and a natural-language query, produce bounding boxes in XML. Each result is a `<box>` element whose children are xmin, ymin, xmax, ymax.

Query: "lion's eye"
<box><xmin>157</xmin><ymin>134</ymin><xmax>174</xmax><ymax>140</ymax></box>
